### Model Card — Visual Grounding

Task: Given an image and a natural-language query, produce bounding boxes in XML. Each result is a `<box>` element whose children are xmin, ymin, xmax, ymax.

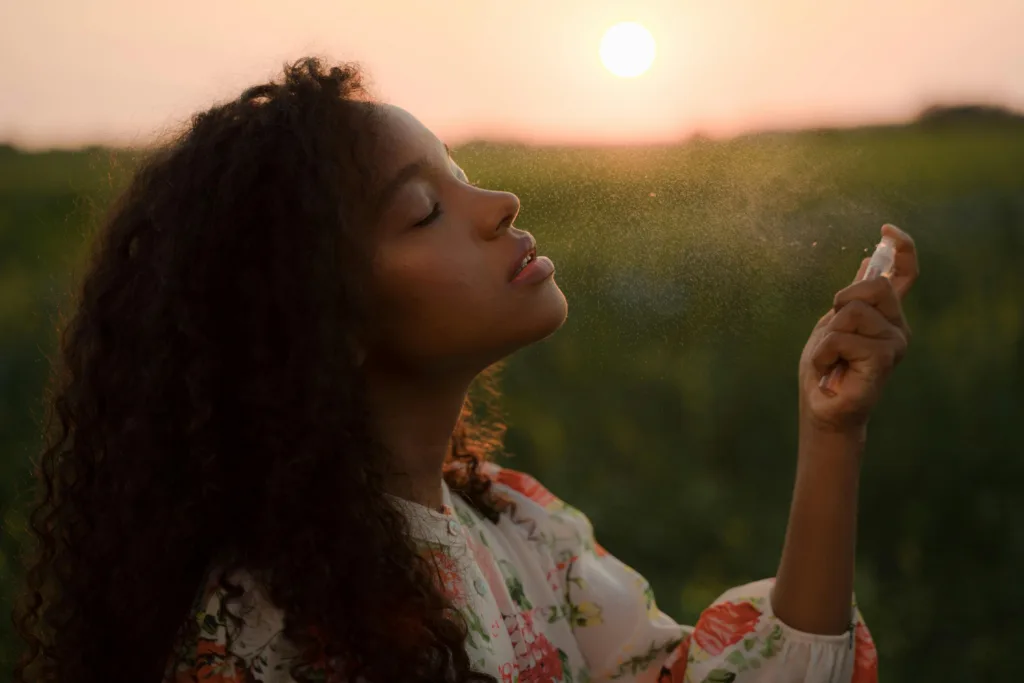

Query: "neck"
<box><xmin>364</xmin><ymin>360</ymin><xmax>473</xmax><ymax>511</ymax></box>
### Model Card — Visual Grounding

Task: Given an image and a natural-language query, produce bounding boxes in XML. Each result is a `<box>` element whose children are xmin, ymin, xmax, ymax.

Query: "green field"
<box><xmin>2</xmin><ymin>113</ymin><xmax>1022</xmax><ymax>680</ymax></box>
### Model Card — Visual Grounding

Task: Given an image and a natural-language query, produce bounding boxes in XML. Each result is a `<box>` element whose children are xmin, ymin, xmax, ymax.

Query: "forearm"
<box><xmin>771</xmin><ymin>423</ymin><xmax>865</xmax><ymax>635</ymax></box>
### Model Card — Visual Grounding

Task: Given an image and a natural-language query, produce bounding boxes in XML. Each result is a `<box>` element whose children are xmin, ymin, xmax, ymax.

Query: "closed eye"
<box><xmin>413</xmin><ymin>202</ymin><xmax>442</xmax><ymax>227</ymax></box>
<box><xmin>408</xmin><ymin>144</ymin><xmax>474</xmax><ymax>228</ymax></box>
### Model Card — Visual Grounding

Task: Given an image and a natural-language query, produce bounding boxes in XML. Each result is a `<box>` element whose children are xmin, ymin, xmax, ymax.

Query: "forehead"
<box><xmin>374</xmin><ymin>104</ymin><xmax>445</xmax><ymax>174</ymax></box>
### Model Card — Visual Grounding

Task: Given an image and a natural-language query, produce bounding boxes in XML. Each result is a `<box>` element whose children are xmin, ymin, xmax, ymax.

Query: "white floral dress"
<box><xmin>165</xmin><ymin>463</ymin><xmax>878</xmax><ymax>683</ymax></box>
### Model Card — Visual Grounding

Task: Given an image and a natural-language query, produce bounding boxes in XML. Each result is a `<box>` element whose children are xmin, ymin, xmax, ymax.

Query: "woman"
<box><xmin>12</xmin><ymin>57</ymin><xmax>916</xmax><ymax>683</ymax></box>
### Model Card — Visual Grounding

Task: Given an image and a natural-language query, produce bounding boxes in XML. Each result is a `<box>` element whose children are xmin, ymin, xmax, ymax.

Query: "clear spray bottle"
<box><xmin>818</xmin><ymin>235</ymin><xmax>897</xmax><ymax>396</ymax></box>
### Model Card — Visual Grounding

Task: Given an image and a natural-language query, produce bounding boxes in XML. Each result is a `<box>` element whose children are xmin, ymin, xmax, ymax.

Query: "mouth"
<box><xmin>511</xmin><ymin>250</ymin><xmax>536</xmax><ymax>280</ymax></box>
<box><xmin>509</xmin><ymin>237</ymin><xmax>538</xmax><ymax>282</ymax></box>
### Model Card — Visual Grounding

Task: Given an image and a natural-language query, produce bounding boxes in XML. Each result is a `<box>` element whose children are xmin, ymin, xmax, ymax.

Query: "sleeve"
<box><xmin>162</xmin><ymin>568</ymin><xmax>325</xmax><ymax>683</ymax></box>
<box><xmin>486</xmin><ymin>466</ymin><xmax>878</xmax><ymax>683</ymax></box>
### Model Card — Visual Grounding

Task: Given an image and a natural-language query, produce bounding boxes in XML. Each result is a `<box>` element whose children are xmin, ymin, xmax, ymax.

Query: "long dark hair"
<box><xmin>12</xmin><ymin>56</ymin><xmax>506</xmax><ymax>683</ymax></box>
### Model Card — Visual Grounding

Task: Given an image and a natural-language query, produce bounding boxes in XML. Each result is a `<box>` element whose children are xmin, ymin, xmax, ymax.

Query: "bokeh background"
<box><xmin>2</xmin><ymin>1</ymin><xmax>1022</xmax><ymax>681</ymax></box>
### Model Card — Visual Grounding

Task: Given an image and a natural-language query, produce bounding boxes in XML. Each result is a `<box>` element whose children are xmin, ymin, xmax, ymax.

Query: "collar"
<box><xmin>385</xmin><ymin>480</ymin><xmax>463</xmax><ymax>544</ymax></box>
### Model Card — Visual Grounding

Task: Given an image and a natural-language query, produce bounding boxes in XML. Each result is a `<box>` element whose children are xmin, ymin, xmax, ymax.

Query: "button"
<box><xmin>447</xmin><ymin>519</ymin><xmax>458</xmax><ymax>535</ymax></box>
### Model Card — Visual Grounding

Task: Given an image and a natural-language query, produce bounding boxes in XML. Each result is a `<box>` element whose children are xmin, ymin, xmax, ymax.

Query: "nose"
<box><xmin>479</xmin><ymin>189</ymin><xmax>520</xmax><ymax>237</ymax></box>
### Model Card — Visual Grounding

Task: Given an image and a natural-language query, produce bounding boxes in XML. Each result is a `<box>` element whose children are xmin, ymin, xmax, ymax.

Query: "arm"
<box><xmin>772</xmin><ymin>424</ymin><xmax>864</xmax><ymax>635</ymax></box>
<box><xmin>772</xmin><ymin>223</ymin><xmax>918</xmax><ymax>637</ymax></box>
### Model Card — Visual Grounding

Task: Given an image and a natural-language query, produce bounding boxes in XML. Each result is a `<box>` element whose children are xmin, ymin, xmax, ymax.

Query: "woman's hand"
<box><xmin>774</xmin><ymin>225</ymin><xmax>919</xmax><ymax>636</ymax></box>
<box><xmin>798</xmin><ymin>224</ymin><xmax>919</xmax><ymax>435</ymax></box>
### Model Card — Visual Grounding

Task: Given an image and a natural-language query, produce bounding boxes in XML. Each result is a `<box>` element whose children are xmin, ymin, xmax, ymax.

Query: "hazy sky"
<box><xmin>2</xmin><ymin>0</ymin><xmax>1023</xmax><ymax>149</ymax></box>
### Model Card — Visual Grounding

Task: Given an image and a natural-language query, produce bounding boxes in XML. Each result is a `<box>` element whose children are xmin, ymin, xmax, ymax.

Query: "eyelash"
<box><xmin>414</xmin><ymin>202</ymin><xmax>442</xmax><ymax>227</ymax></box>
<box><xmin>411</xmin><ymin>172</ymin><xmax>477</xmax><ymax>227</ymax></box>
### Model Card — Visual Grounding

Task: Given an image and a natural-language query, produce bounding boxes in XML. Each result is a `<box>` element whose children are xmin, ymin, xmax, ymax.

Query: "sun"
<box><xmin>600</xmin><ymin>22</ymin><xmax>656</xmax><ymax>78</ymax></box>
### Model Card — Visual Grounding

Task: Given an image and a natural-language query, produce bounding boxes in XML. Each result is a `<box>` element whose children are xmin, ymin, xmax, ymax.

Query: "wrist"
<box><xmin>798</xmin><ymin>418</ymin><xmax>867</xmax><ymax>464</ymax></box>
<box><xmin>799</xmin><ymin>402</ymin><xmax>869</xmax><ymax>441</ymax></box>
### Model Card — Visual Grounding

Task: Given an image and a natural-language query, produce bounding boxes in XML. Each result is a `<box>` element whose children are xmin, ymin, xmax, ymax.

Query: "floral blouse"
<box><xmin>164</xmin><ymin>464</ymin><xmax>878</xmax><ymax>683</ymax></box>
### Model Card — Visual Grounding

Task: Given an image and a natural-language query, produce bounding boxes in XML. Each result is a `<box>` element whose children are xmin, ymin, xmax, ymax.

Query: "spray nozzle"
<box><xmin>863</xmin><ymin>236</ymin><xmax>897</xmax><ymax>280</ymax></box>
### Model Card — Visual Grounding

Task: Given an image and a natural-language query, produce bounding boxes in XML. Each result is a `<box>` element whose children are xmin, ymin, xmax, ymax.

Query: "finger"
<box><xmin>880</xmin><ymin>223</ymin><xmax>919</xmax><ymax>298</ymax></box>
<box><xmin>813</xmin><ymin>308</ymin><xmax>836</xmax><ymax>331</ymax></box>
<box><xmin>833</xmin><ymin>277</ymin><xmax>908</xmax><ymax>336</ymax></box>
<box><xmin>810</xmin><ymin>331</ymin><xmax>904</xmax><ymax>377</ymax></box>
<box><xmin>828</xmin><ymin>300</ymin><xmax>903</xmax><ymax>340</ymax></box>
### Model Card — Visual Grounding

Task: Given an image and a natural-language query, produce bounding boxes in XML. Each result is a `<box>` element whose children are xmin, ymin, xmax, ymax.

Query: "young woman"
<box><xmin>13</xmin><ymin>57</ymin><xmax>916</xmax><ymax>683</ymax></box>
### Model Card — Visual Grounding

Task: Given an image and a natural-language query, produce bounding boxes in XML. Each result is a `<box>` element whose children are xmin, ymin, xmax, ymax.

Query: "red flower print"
<box><xmin>425</xmin><ymin>548</ymin><xmax>466</xmax><ymax>604</ymax></box>
<box><xmin>520</xmin><ymin>608</ymin><xmax>535</xmax><ymax>634</ymax></box>
<box><xmin>593</xmin><ymin>541</ymin><xmax>610</xmax><ymax>557</ymax></box>
<box><xmin>520</xmin><ymin>634</ymin><xmax>564</xmax><ymax>683</ymax></box>
<box><xmin>505</xmin><ymin>610</ymin><xmax>564</xmax><ymax>683</ymax></box>
<box><xmin>196</xmin><ymin>639</ymin><xmax>227</xmax><ymax>657</ymax></box>
<box><xmin>852</xmin><ymin>621</ymin><xmax>879</xmax><ymax>683</ymax></box>
<box><xmin>499</xmin><ymin>661</ymin><xmax>521</xmax><ymax>683</ymax></box>
<box><xmin>494</xmin><ymin>469</ymin><xmax>558</xmax><ymax>508</ymax></box>
<box><xmin>194</xmin><ymin>655</ymin><xmax>245</xmax><ymax>683</ymax></box>
<box><xmin>657</xmin><ymin>632</ymin><xmax>692</xmax><ymax>682</ymax></box>
<box><xmin>693</xmin><ymin>601</ymin><xmax>762</xmax><ymax>656</ymax></box>
<box><xmin>546</xmin><ymin>567</ymin><xmax>561</xmax><ymax>593</ymax></box>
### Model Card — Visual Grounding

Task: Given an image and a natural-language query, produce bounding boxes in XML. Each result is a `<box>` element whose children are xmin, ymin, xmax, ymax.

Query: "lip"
<box><xmin>508</xmin><ymin>234</ymin><xmax>538</xmax><ymax>282</ymax></box>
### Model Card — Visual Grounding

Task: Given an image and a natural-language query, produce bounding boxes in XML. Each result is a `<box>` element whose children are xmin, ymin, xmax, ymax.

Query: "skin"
<box><xmin>363</xmin><ymin>105</ymin><xmax>568</xmax><ymax>509</ymax></box>
<box><xmin>363</xmin><ymin>104</ymin><xmax>918</xmax><ymax>636</ymax></box>
<box><xmin>774</xmin><ymin>223</ymin><xmax>918</xmax><ymax>634</ymax></box>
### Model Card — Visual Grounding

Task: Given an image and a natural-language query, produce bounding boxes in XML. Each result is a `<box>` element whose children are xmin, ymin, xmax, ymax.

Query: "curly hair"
<box><xmin>11</xmin><ymin>56</ymin><xmax>507</xmax><ymax>683</ymax></box>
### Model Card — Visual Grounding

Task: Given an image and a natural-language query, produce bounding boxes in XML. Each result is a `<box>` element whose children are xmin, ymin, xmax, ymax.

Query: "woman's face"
<box><xmin>366</xmin><ymin>104</ymin><xmax>568</xmax><ymax>375</ymax></box>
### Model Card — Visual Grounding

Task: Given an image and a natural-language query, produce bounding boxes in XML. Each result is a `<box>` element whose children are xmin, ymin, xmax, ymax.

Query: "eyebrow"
<box><xmin>375</xmin><ymin>144</ymin><xmax>457</xmax><ymax>213</ymax></box>
<box><xmin>376</xmin><ymin>157</ymin><xmax>428</xmax><ymax>212</ymax></box>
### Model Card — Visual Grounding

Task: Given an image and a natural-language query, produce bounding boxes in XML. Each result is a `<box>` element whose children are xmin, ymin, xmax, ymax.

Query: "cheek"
<box><xmin>373</xmin><ymin>248</ymin><xmax>497</xmax><ymax>339</ymax></box>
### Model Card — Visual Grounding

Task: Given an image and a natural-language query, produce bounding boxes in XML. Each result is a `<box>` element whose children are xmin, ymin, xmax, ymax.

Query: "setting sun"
<box><xmin>599</xmin><ymin>22</ymin><xmax>656</xmax><ymax>78</ymax></box>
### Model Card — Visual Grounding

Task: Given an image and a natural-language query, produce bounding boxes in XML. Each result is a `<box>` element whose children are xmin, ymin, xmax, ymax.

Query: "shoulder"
<box><xmin>164</xmin><ymin>567</ymin><xmax>311</xmax><ymax>683</ymax></box>
<box><xmin>481</xmin><ymin>462</ymin><xmax>563</xmax><ymax>510</ymax></box>
<box><xmin>480</xmin><ymin>463</ymin><xmax>607</xmax><ymax>555</ymax></box>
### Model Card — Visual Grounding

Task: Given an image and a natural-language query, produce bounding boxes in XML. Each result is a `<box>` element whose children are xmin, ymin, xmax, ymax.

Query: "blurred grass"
<box><xmin>1</xmin><ymin>113</ymin><xmax>1023</xmax><ymax>680</ymax></box>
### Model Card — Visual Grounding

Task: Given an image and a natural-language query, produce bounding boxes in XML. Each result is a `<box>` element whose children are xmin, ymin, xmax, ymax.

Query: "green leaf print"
<box><xmin>609</xmin><ymin>639</ymin><xmax>680</xmax><ymax>679</ymax></box>
<box><xmin>456</xmin><ymin>505</ymin><xmax>477</xmax><ymax>528</ymax></box>
<box><xmin>292</xmin><ymin>661</ymin><xmax>328</xmax><ymax>683</ymax></box>
<box><xmin>701</xmin><ymin>669</ymin><xmax>737</xmax><ymax>683</ymax></box>
<box><xmin>642</xmin><ymin>583</ymin><xmax>655</xmax><ymax>612</ymax></box>
<box><xmin>559</xmin><ymin>649</ymin><xmax>574</xmax><ymax>683</ymax></box>
<box><xmin>200</xmin><ymin>612</ymin><xmax>218</xmax><ymax>636</ymax></box>
<box><xmin>464</xmin><ymin>604</ymin><xmax>492</xmax><ymax>647</ymax></box>
<box><xmin>498</xmin><ymin>559</ymin><xmax>533</xmax><ymax>610</ymax></box>
<box><xmin>725</xmin><ymin>650</ymin><xmax>747</xmax><ymax>671</ymax></box>
<box><xmin>759</xmin><ymin>624</ymin><xmax>785</xmax><ymax>659</ymax></box>
<box><xmin>536</xmin><ymin>603</ymin><xmax>569</xmax><ymax>625</ymax></box>
<box><xmin>743</xmin><ymin>637</ymin><xmax>756</xmax><ymax>651</ymax></box>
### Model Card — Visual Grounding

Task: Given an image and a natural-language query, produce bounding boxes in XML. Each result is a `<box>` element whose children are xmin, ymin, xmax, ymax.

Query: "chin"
<box><xmin>514</xmin><ymin>279</ymin><xmax>569</xmax><ymax>348</ymax></box>
<box><xmin>470</xmin><ymin>280</ymin><xmax>569</xmax><ymax>370</ymax></box>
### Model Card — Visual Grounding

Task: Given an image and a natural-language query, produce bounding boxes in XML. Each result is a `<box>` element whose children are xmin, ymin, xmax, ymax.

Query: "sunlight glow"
<box><xmin>599</xmin><ymin>22</ymin><xmax>656</xmax><ymax>78</ymax></box>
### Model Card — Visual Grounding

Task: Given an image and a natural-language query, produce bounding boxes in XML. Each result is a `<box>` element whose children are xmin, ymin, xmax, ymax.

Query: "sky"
<box><xmin>2</xmin><ymin>0</ymin><xmax>1023</xmax><ymax>150</ymax></box>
